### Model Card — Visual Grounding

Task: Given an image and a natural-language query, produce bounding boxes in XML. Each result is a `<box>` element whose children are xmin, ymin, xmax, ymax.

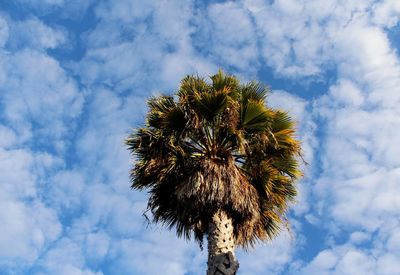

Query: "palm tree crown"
<box><xmin>126</xmin><ymin>70</ymin><xmax>302</xmax><ymax>249</ymax></box>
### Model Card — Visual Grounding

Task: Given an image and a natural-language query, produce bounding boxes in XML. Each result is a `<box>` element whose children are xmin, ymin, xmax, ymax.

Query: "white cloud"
<box><xmin>243</xmin><ymin>0</ymin><xmax>331</xmax><ymax>76</ymax></box>
<box><xmin>106</xmin><ymin>232</ymin><xmax>204</xmax><ymax>275</ymax></box>
<box><xmin>238</xmin><ymin>232</ymin><xmax>295</xmax><ymax>275</ymax></box>
<box><xmin>78</xmin><ymin>38</ymin><xmax>166</xmax><ymax>91</ymax></box>
<box><xmin>197</xmin><ymin>1</ymin><xmax>259</xmax><ymax>72</ymax></box>
<box><xmin>160</xmin><ymin>52</ymin><xmax>217</xmax><ymax>90</ymax></box>
<box><xmin>81</xmin><ymin>0</ymin><xmax>217</xmax><ymax>92</ymax></box>
<box><xmin>386</xmin><ymin>231</ymin><xmax>400</xmax><ymax>253</ymax></box>
<box><xmin>0</xmin><ymin>125</ymin><xmax>17</xmax><ymax>148</ymax></box>
<box><xmin>326</xmin><ymin>79</ymin><xmax>365</xmax><ymax>107</ymax></box>
<box><xmin>320</xmin><ymin>169</ymin><xmax>400</xmax><ymax>231</ymax></box>
<box><xmin>296</xmin><ymin>2</ymin><xmax>400</xmax><ymax>274</ymax></box>
<box><xmin>48</xmin><ymin>170</ymin><xmax>86</xmax><ymax>212</ymax></box>
<box><xmin>299</xmin><ymin>249</ymin><xmax>338</xmax><ymax>273</ymax></box>
<box><xmin>332</xmin><ymin>248</ymin><xmax>374</xmax><ymax>274</ymax></box>
<box><xmin>7</xmin><ymin>17</ymin><xmax>66</xmax><ymax>50</ymax></box>
<box><xmin>0</xmin><ymin>48</ymin><xmax>83</xmax><ymax>149</ymax></box>
<box><xmin>35</xmin><ymin>237</ymin><xmax>102</xmax><ymax>275</ymax></box>
<box><xmin>0</xmin><ymin>16</ymin><xmax>9</xmax><ymax>48</ymax></box>
<box><xmin>0</xmin><ymin>148</ymin><xmax>62</xmax><ymax>270</ymax></box>
<box><xmin>349</xmin><ymin>231</ymin><xmax>370</xmax><ymax>245</ymax></box>
<box><xmin>84</xmin><ymin>232</ymin><xmax>110</xmax><ymax>264</ymax></box>
<box><xmin>376</xmin><ymin>254</ymin><xmax>400</xmax><ymax>275</ymax></box>
<box><xmin>73</xmin><ymin>88</ymin><xmax>146</xmax><ymax>188</ymax></box>
<box><xmin>13</xmin><ymin>0</ymin><xmax>95</xmax><ymax>19</ymax></box>
<box><xmin>0</xmin><ymin>16</ymin><xmax>85</xmax><ymax>273</ymax></box>
<box><xmin>371</xmin><ymin>0</ymin><xmax>400</xmax><ymax>27</ymax></box>
<box><xmin>95</xmin><ymin>0</ymin><xmax>154</xmax><ymax>23</ymax></box>
<box><xmin>298</xmin><ymin>243</ymin><xmax>400</xmax><ymax>275</ymax></box>
<box><xmin>0</xmin><ymin>196</ymin><xmax>61</xmax><ymax>263</ymax></box>
<box><xmin>241</xmin><ymin>0</ymin><xmax>400</xmax><ymax>79</ymax></box>
<box><xmin>76</xmin><ymin>183</ymin><xmax>146</xmax><ymax>237</ymax></box>
<box><xmin>0</xmin><ymin>148</ymin><xmax>36</xmax><ymax>198</ymax></box>
<box><xmin>332</xmin><ymin>24</ymin><xmax>400</xmax><ymax>108</ymax></box>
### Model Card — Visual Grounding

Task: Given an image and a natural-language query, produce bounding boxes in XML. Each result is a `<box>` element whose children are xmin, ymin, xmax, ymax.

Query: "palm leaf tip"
<box><xmin>241</xmin><ymin>81</ymin><xmax>270</xmax><ymax>103</ymax></box>
<box><xmin>211</xmin><ymin>69</ymin><xmax>239</xmax><ymax>93</ymax></box>
<box><xmin>271</xmin><ymin>110</ymin><xmax>295</xmax><ymax>132</ymax></box>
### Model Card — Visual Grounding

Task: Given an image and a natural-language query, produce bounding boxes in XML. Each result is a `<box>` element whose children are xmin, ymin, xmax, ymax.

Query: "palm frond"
<box><xmin>240</xmin><ymin>101</ymin><xmax>271</xmax><ymax>131</ymax></box>
<box><xmin>147</xmin><ymin>96</ymin><xmax>175</xmax><ymax>128</ymax></box>
<box><xmin>210</xmin><ymin>69</ymin><xmax>239</xmax><ymax>94</ymax></box>
<box><xmin>272</xmin><ymin>157</ymin><xmax>302</xmax><ymax>178</ymax></box>
<box><xmin>195</xmin><ymin>91</ymin><xmax>228</xmax><ymax>122</ymax></box>
<box><xmin>179</xmin><ymin>75</ymin><xmax>209</xmax><ymax>97</ymax></box>
<box><xmin>164</xmin><ymin>106</ymin><xmax>187</xmax><ymax>133</ymax></box>
<box><xmin>271</xmin><ymin>110</ymin><xmax>294</xmax><ymax>132</ymax></box>
<box><xmin>240</xmin><ymin>81</ymin><xmax>269</xmax><ymax>103</ymax></box>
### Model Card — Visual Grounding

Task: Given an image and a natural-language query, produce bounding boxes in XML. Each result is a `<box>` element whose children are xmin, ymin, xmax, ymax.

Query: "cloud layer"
<box><xmin>1</xmin><ymin>1</ymin><xmax>400</xmax><ymax>274</ymax></box>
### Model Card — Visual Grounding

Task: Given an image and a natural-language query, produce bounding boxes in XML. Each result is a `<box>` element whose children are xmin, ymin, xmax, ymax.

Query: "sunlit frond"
<box><xmin>240</xmin><ymin>101</ymin><xmax>271</xmax><ymax>131</ymax></box>
<box><xmin>195</xmin><ymin>91</ymin><xmax>228</xmax><ymax>122</ymax></box>
<box><xmin>271</xmin><ymin>110</ymin><xmax>294</xmax><ymax>132</ymax></box>
<box><xmin>240</xmin><ymin>81</ymin><xmax>269</xmax><ymax>104</ymax></box>
<box><xmin>210</xmin><ymin>69</ymin><xmax>239</xmax><ymax>94</ymax></box>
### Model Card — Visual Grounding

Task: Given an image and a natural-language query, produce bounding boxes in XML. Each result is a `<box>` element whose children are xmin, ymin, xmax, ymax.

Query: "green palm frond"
<box><xmin>272</xmin><ymin>157</ymin><xmax>302</xmax><ymax>178</ymax></box>
<box><xmin>271</xmin><ymin>110</ymin><xmax>294</xmax><ymax>132</ymax></box>
<box><xmin>240</xmin><ymin>101</ymin><xmax>271</xmax><ymax>131</ymax></box>
<box><xmin>270</xmin><ymin>177</ymin><xmax>296</xmax><ymax>204</ymax></box>
<box><xmin>147</xmin><ymin>96</ymin><xmax>175</xmax><ymax>128</ymax></box>
<box><xmin>210</xmin><ymin>69</ymin><xmax>239</xmax><ymax>94</ymax></box>
<box><xmin>261</xmin><ymin>210</ymin><xmax>281</xmax><ymax>239</ymax></box>
<box><xmin>240</xmin><ymin>81</ymin><xmax>269</xmax><ymax>103</ymax></box>
<box><xmin>270</xmin><ymin>129</ymin><xmax>299</xmax><ymax>150</ymax></box>
<box><xmin>195</xmin><ymin>91</ymin><xmax>228</xmax><ymax>121</ymax></box>
<box><xmin>164</xmin><ymin>106</ymin><xmax>187</xmax><ymax>133</ymax></box>
<box><xmin>179</xmin><ymin>75</ymin><xmax>209</xmax><ymax>98</ymax></box>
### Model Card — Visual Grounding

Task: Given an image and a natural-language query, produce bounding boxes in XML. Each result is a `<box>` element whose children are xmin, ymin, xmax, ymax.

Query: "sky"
<box><xmin>0</xmin><ymin>0</ymin><xmax>400</xmax><ymax>274</ymax></box>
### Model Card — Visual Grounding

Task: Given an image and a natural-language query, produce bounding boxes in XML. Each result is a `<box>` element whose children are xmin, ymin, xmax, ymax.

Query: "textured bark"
<box><xmin>207</xmin><ymin>209</ymin><xmax>239</xmax><ymax>275</ymax></box>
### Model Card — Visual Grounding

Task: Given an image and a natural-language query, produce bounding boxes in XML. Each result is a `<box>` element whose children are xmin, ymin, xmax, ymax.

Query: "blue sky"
<box><xmin>1</xmin><ymin>0</ymin><xmax>400</xmax><ymax>274</ymax></box>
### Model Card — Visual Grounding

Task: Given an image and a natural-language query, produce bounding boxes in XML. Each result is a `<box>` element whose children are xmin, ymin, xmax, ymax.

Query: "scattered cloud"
<box><xmin>7</xmin><ymin>17</ymin><xmax>66</xmax><ymax>50</ymax></box>
<box><xmin>192</xmin><ymin>1</ymin><xmax>259</xmax><ymax>72</ymax></box>
<box><xmin>1</xmin><ymin>1</ymin><xmax>400</xmax><ymax>274</ymax></box>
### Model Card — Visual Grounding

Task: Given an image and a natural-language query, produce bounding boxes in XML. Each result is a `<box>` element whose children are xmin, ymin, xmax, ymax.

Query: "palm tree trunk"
<box><xmin>207</xmin><ymin>209</ymin><xmax>239</xmax><ymax>275</ymax></box>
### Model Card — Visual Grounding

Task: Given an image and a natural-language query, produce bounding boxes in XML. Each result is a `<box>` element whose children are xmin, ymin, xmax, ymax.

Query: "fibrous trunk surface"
<box><xmin>207</xmin><ymin>209</ymin><xmax>239</xmax><ymax>275</ymax></box>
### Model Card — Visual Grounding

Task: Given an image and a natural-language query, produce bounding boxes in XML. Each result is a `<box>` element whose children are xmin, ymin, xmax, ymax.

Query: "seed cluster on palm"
<box><xmin>126</xmin><ymin>70</ymin><xmax>302</xmax><ymax>274</ymax></box>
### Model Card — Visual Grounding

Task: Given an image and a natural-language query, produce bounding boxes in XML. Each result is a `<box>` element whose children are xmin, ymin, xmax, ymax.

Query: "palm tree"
<box><xmin>126</xmin><ymin>70</ymin><xmax>302</xmax><ymax>275</ymax></box>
